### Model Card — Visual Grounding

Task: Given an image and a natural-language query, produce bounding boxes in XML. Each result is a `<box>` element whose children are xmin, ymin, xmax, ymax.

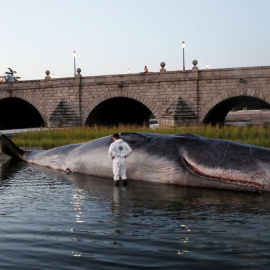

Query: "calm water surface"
<box><xmin>0</xmin><ymin>154</ymin><xmax>270</xmax><ymax>269</ymax></box>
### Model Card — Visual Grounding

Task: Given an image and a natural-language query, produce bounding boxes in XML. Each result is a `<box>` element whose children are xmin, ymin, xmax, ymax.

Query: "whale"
<box><xmin>0</xmin><ymin>132</ymin><xmax>270</xmax><ymax>192</ymax></box>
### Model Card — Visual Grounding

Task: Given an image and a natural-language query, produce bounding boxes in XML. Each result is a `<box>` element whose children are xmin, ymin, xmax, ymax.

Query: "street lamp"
<box><xmin>127</xmin><ymin>68</ymin><xmax>130</xmax><ymax>74</ymax></box>
<box><xmin>73</xmin><ymin>51</ymin><xmax>76</xmax><ymax>77</ymax></box>
<box><xmin>206</xmin><ymin>63</ymin><xmax>209</xmax><ymax>69</ymax></box>
<box><xmin>181</xmin><ymin>41</ymin><xmax>186</xmax><ymax>71</ymax></box>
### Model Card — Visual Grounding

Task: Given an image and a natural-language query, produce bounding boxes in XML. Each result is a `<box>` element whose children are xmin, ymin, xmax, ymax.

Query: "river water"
<box><xmin>0</xmin><ymin>154</ymin><xmax>270</xmax><ymax>269</ymax></box>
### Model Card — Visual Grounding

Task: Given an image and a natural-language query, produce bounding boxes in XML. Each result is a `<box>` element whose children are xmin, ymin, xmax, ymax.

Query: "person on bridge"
<box><xmin>144</xmin><ymin>66</ymin><xmax>148</xmax><ymax>73</ymax></box>
<box><xmin>109</xmin><ymin>133</ymin><xmax>132</xmax><ymax>187</ymax></box>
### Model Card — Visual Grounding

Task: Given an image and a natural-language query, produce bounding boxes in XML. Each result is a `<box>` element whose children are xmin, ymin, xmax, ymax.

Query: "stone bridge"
<box><xmin>0</xmin><ymin>63</ymin><xmax>270</xmax><ymax>129</ymax></box>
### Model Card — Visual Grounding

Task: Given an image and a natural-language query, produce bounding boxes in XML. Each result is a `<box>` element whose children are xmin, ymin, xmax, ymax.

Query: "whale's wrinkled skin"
<box><xmin>1</xmin><ymin>132</ymin><xmax>270</xmax><ymax>192</ymax></box>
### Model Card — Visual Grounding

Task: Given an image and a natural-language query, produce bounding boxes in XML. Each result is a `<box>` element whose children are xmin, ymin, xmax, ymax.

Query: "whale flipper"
<box><xmin>0</xmin><ymin>133</ymin><xmax>24</xmax><ymax>159</ymax></box>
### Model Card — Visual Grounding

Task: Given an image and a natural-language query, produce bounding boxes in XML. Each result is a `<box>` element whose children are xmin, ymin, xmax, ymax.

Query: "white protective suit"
<box><xmin>109</xmin><ymin>139</ymin><xmax>132</xmax><ymax>181</ymax></box>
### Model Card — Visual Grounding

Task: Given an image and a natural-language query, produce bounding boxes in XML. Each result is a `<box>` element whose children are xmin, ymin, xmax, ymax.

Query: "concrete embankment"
<box><xmin>0</xmin><ymin>128</ymin><xmax>49</xmax><ymax>137</ymax></box>
<box><xmin>226</xmin><ymin>110</ymin><xmax>270</xmax><ymax>123</ymax></box>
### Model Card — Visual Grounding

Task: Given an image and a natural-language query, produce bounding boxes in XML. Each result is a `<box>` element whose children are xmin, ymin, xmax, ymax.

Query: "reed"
<box><xmin>12</xmin><ymin>124</ymin><xmax>270</xmax><ymax>149</ymax></box>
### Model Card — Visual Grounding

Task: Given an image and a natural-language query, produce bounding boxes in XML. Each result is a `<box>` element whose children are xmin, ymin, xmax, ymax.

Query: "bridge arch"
<box><xmin>200</xmin><ymin>90</ymin><xmax>270</xmax><ymax>125</ymax></box>
<box><xmin>83</xmin><ymin>91</ymin><xmax>159</xmax><ymax>126</ymax></box>
<box><xmin>0</xmin><ymin>92</ymin><xmax>46</xmax><ymax>129</ymax></box>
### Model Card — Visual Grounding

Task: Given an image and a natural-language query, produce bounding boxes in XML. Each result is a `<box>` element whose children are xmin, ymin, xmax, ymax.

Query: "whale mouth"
<box><xmin>182</xmin><ymin>156</ymin><xmax>263</xmax><ymax>191</ymax></box>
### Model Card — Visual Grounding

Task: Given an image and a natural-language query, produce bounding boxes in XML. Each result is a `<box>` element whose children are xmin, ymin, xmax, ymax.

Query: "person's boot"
<box><xmin>114</xmin><ymin>180</ymin><xmax>120</xmax><ymax>187</ymax></box>
<box><xmin>122</xmin><ymin>180</ymin><xmax>127</xmax><ymax>187</ymax></box>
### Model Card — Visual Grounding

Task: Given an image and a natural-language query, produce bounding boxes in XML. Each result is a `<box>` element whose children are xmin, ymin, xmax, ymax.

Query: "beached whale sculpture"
<box><xmin>0</xmin><ymin>132</ymin><xmax>270</xmax><ymax>192</ymax></box>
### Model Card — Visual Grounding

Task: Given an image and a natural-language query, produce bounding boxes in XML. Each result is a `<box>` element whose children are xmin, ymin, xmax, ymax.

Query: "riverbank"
<box><xmin>11</xmin><ymin>125</ymin><xmax>270</xmax><ymax>149</ymax></box>
<box><xmin>0</xmin><ymin>127</ymin><xmax>51</xmax><ymax>137</ymax></box>
<box><xmin>226</xmin><ymin>110</ymin><xmax>270</xmax><ymax>124</ymax></box>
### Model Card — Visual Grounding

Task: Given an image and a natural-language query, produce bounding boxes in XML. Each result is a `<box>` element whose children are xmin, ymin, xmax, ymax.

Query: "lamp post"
<box><xmin>73</xmin><ymin>51</ymin><xmax>76</xmax><ymax>77</ymax></box>
<box><xmin>206</xmin><ymin>63</ymin><xmax>209</xmax><ymax>69</ymax></box>
<box><xmin>126</xmin><ymin>68</ymin><xmax>130</xmax><ymax>74</ymax></box>
<box><xmin>181</xmin><ymin>41</ymin><xmax>186</xmax><ymax>71</ymax></box>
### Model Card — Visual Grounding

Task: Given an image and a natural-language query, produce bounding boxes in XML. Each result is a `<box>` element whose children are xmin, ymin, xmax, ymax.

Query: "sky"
<box><xmin>1</xmin><ymin>0</ymin><xmax>269</xmax><ymax>80</ymax></box>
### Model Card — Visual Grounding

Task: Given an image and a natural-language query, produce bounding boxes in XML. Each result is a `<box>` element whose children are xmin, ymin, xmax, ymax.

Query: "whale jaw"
<box><xmin>183</xmin><ymin>156</ymin><xmax>268</xmax><ymax>192</ymax></box>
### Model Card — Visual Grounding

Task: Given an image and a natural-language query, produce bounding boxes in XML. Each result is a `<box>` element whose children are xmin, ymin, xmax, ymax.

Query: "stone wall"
<box><xmin>0</xmin><ymin>65</ymin><xmax>269</xmax><ymax>127</ymax></box>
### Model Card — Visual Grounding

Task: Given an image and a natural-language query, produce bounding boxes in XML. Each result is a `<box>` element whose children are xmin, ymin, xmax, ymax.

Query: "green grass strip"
<box><xmin>12</xmin><ymin>124</ymin><xmax>270</xmax><ymax>149</ymax></box>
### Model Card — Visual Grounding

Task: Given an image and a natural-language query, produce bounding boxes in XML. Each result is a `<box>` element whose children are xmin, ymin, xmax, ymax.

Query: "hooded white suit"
<box><xmin>109</xmin><ymin>139</ymin><xmax>132</xmax><ymax>181</ymax></box>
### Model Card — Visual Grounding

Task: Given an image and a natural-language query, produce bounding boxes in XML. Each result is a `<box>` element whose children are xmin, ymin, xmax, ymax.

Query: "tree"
<box><xmin>5</xmin><ymin>68</ymin><xmax>21</xmax><ymax>81</ymax></box>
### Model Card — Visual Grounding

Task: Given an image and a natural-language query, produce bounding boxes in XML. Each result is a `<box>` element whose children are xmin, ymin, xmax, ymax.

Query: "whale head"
<box><xmin>121</xmin><ymin>133</ymin><xmax>270</xmax><ymax>192</ymax></box>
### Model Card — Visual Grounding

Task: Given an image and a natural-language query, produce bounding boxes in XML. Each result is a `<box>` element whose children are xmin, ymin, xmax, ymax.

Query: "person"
<box><xmin>144</xmin><ymin>66</ymin><xmax>148</xmax><ymax>73</ymax></box>
<box><xmin>109</xmin><ymin>133</ymin><xmax>132</xmax><ymax>187</ymax></box>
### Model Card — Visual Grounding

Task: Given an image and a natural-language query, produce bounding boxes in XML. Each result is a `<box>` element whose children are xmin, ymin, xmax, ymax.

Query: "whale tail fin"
<box><xmin>0</xmin><ymin>133</ymin><xmax>24</xmax><ymax>160</ymax></box>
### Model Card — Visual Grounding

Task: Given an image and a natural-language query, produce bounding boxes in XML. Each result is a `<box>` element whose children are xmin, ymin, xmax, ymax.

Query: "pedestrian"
<box><xmin>109</xmin><ymin>133</ymin><xmax>132</xmax><ymax>187</ymax></box>
<box><xmin>144</xmin><ymin>66</ymin><xmax>148</xmax><ymax>73</ymax></box>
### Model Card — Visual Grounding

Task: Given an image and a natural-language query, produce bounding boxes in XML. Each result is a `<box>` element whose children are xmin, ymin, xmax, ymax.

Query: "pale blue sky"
<box><xmin>1</xmin><ymin>0</ymin><xmax>269</xmax><ymax>80</ymax></box>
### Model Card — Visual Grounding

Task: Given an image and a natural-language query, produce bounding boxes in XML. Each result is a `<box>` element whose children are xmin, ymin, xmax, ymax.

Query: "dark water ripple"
<box><xmin>0</xmin><ymin>156</ymin><xmax>270</xmax><ymax>269</ymax></box>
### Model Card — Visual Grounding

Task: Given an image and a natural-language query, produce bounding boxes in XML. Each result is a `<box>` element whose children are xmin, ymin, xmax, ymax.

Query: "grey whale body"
<box><xmin>1</xmin><ymin>132</ymin><xmax>270</xmax><ymax>192</ymax></box>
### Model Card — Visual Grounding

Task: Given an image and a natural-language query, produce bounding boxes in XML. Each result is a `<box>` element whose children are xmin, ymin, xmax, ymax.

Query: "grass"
<box><xmin>11</xmin><ymin>124</ymin><xmax>270</xmax><ymax>149</ymax></box>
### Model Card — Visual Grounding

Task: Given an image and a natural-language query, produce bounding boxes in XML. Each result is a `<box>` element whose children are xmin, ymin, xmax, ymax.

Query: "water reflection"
<box><xmin>111</xmin><ymin>186</ymin><xmax>129</xmax><ymax>223</ymax></box>
<box><xmin>70</xmin><ymin>187</ymin><xmax>87</xmax><ymax>255</ymax></box>
<box><xmin>2</xmin><ymin>156</ymin><xmax>270</xmax><ymax>215</ymax></box>
<box><xmin>0</xmin><ymin>158</ymin><xmax>26</xmax><ymax>181</ymax></box>
<box><xmin>73</xmin><ymin>188</ymin><xmax>85</xmax><ymax>224</ymax></box>
<box><xmin>1</xmin><ymin>155</ymin><xmax>270</xmax><ymax>269</ymax></box>
<box><xmin>112</xmin><ymin>187</ymin><xmax>120</xmax><ymax>214</ymax></box>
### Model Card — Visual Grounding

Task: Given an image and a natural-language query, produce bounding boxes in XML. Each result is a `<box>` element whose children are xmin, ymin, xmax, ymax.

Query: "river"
<box><xmin>0</xmin><ymin>153</ymin><xmax>270</xmax><ymax>269</ymax></box>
